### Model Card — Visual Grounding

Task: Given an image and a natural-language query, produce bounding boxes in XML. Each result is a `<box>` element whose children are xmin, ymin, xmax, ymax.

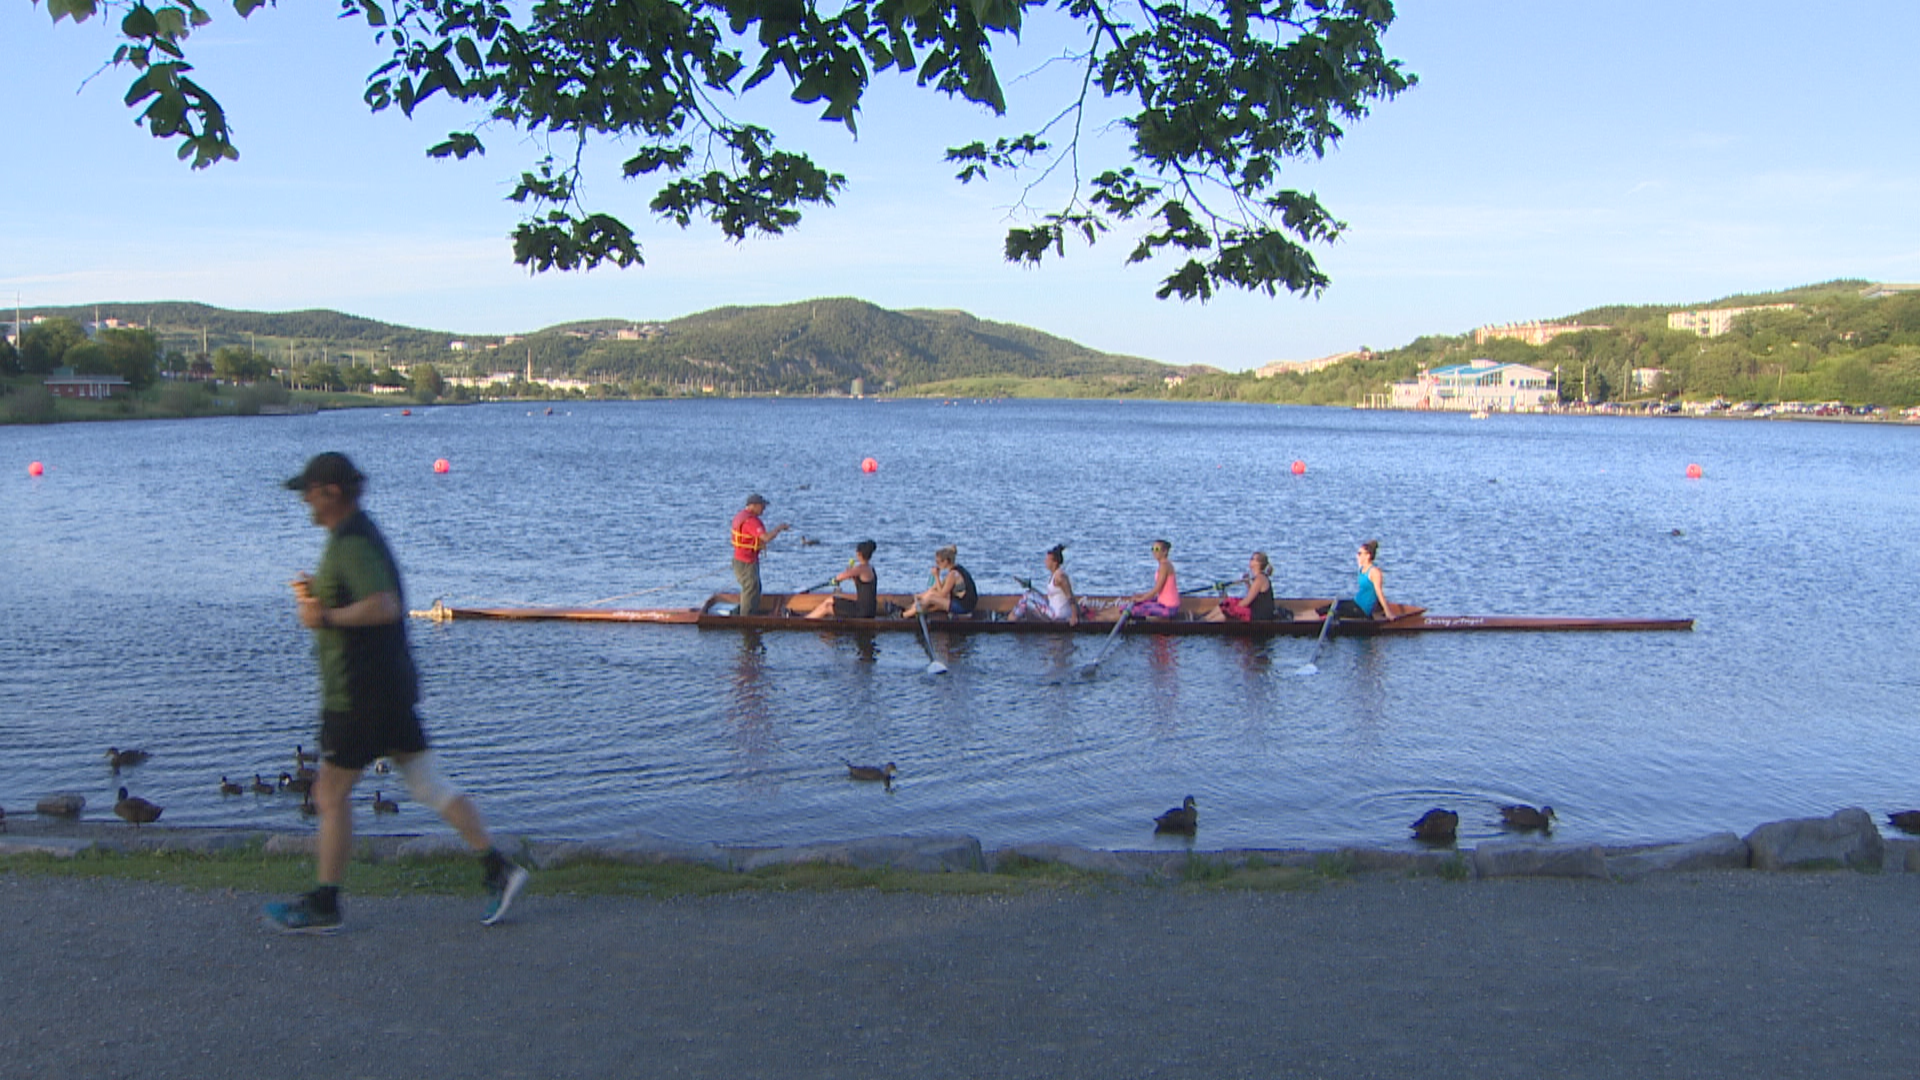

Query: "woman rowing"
<box><xmin>1128</xmin><ymin>539</ymin><xmax>1181</xmax><ymax>618</ymax></box>
<box><xmin>1205</xmin><ymin>551</ymin><xmax>1275</xmax><ymax>622</ymax></box>
<box><xmin>1009</xmin><ymin>545</ymin><xmax>1081</xmax><ymax>625</ymax></box>
<box><xmin>1347</xmin><ymin>539</ymin><xmax>1398</xmax><ymax>619</ymax></box>
<box><xmin>805</xmin><ymin>540</ymin><xmax>878</xmax><ymax>620</ymax></box>
<box><xmin>901</xmin><ymin>545</ymin><xmax>977</xmax><ymax>618</ymax></box>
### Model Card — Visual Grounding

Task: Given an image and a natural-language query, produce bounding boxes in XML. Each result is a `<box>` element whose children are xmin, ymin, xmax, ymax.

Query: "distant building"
<box><xmin>1255</xmin><ymin>349</ymin><xmax>1371</xmax><ymax>378</ymax></box>
<box><xmin>1861</xmin><ymin>283</ymin><xmax>1920</xmax><ymax>299</ymax></box>
<box><xmin>43</xmin><ymin>367</ymin><xmax>130</xmax><ymax>399</ymax></box>
<box><xmin>1667</xmin><ymin>304</ymin><xmax>1795</xmax><ymax>337</ymax></box>
<box><xmin>1631</xmin><ymin>368</ymin><xmax>1669</xmax><ymax>393</ymax></box>
<box><xmin>1474</xmin><ymin>321</ymin><xmax>1607</xmax><ymax>346</ymax></box>
<box><xmin>1388</xmin><ymin>359</ymin><xmax>1556</xmax><ymax>412</ymax></box>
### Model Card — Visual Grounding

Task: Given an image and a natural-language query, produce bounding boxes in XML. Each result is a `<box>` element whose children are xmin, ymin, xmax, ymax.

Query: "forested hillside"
<box><xmin>1167</xmin><ymin>281</ymin><xmax>1920</xmax><ymax>407</ymax></box>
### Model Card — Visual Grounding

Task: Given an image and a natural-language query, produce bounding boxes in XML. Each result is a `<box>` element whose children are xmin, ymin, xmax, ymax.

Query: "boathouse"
<box><xmin>1388</xmin><ymin>360</ymin><xmax>1557</xmax><ymax>412</ymax></box>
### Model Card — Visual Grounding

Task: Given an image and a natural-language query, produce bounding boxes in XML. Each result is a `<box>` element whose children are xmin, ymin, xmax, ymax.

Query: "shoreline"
<box><xmin>6</xmin><ymin>809</ymin><xmax>1915</xmax><ymax>882</ymax></box>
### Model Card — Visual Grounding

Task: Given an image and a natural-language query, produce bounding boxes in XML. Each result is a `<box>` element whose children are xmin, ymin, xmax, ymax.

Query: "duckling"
<box><xmin>1499</xmin><ymin>804</ymin><xmax>1556</xmax><ymax>831</ymax></box>
<box><xmin>250</xmin><ymin>773</ymin><xmax>276</xmax><ymax>795</ymax></box>
<box><xmin>1154</xmin><ymin>796</ymin><xmax>1199</xmax><ymax>834</ymax></box>
<box><xmin>114</xmin><ymin>787</ymin><xmax>164</xmax><ymax>827</ymax></box>
<box><xmin>279</xmin><ymin>771</ymin><xmax>313</xmax><ymax>796</ymax></box>
<box><xmin>294</xmin><ymin>744</ymin><xmax>319</xmax><ymax>766</ymax></box>
<box><xmin>1887</xmin><ymin>810</ymin><xmax>1920</xmax><ymax>835</ymax></box>
<box><xmin>219</xmin><ymin>776</ymin><xmax>244</xmax><ymax>796</ymax></box>
<box><xmin>106</xmin><ymin>747</ymin><xmax>151</xmax><ymax>771</ymax></box>
<box><xmin>841</xmin><ymin>759</ymin><xmax>897</xmax><ymax>788</ymax></box>
<box><xmin>372</xmin><ymin>791</ymin><xmax>400</xmax><ymax>814</ymax></box>
<box><xmin>1411</xmin><ymin>808</ymin><xmax>1458</xmax><ymax>843</ymax></box>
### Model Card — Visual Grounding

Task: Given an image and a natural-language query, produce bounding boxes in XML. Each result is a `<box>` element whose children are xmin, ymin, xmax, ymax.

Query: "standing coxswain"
<box><xmin>729</xmin><ymin>494</ymin><xmax>791</xmax><ymax>616</ymax></box>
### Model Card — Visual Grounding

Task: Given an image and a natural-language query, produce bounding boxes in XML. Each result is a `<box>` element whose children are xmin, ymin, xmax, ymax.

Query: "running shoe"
<box><xmin>482</xmin><ymin>863</ymin><xmax>530</xmax><ymax>926</ymax></box>
<box><xmin>262</xmin><ymin>892</ymin><xmax>343</xmax><ymax>935</ymax></box>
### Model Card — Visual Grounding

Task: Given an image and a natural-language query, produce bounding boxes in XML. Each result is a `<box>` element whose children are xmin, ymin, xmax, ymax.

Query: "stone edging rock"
<box><xmin>3</xmin><ymin>807</ymin><xmax>1913</xmax><ymax>882</ymax></box>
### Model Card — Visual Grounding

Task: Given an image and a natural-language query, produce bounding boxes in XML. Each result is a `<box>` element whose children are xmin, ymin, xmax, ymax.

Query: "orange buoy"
<box><xmin>1290</xmin><ymin>460</ymin><xmax>1306</xmax><ymax>476</ymax></box>
<box><xmin>860</xmin><ymin>457</ymin><xmax>878</xmax><ymax>473</ymax></box>
<box><xmin>401</xmin><ymin>409</ymin><xmax>412</xmax><ymax>416</ymax></box>
<box><xmin>433</xmin><ymin>458</ymin><xmax>451</xmax><ymax>474</ymax></box>
<box><xmin>28</xmin><ymin>461</ymin><xmax>45</xmax><ymax>477</ymax></box>
<box><xmin>1685</xmin><ymin>463</ymin><xmax>1703</xmax><ymax>479</ymax></box>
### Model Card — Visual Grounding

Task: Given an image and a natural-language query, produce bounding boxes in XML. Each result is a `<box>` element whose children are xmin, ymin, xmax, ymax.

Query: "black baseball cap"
<box><xmin>285</xmin><ymin>452</ymin><xmax>366</xmax><ymax>491</ymax></box>
<box><xmin>745</xmin><ymin>493</ymin><xmax>768</xmax><ymax>506</ymax></box>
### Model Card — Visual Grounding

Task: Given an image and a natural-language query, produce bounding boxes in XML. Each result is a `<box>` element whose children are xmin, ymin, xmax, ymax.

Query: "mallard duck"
<box><xmin>279</xmin><ymin>771</ymin><xmax>313</xmax><ymax>796</ymax></box>
<box><xmin>1500</xmin><ymin>804</ymin><xmax>1556</xmax><ymax>831</ymax></box>
<box><xmin>106</xmin><ymin>747</ymin><xmax>151</xmax><ymax>770</ymax></box>
<box><xmin>1154</xmin><ymin>796</ymin><xmax>1198</xmax><ymax>834</ymax></box>
<box><xmin>294</xmin><ymin>745</ymin><xmax>318</xmax><ymax>766</ymax></box>
<box><xmin>1411</xmin><ymin>808</ymin><xmax>1458</xmax><ymax>843</ymax></box>
<box><xmin>1887</xmin><ymin>810</ymin><xmax>1920</xmax><ymax>835</ymax></box>
<box><xmin>250</xmin><ymin>773</ymin><xmax>276</xmax><ymax>795</ymax></box>
<box><xmin>114</xmin><ymin>787</ymin><xmax>163</xmax><ymax>826</ymax></box>
<box><xmin>372</xmin><ymin>791</ymin><xmax>399</xmax><ymax>814</ymax></box>
<box><xmin>219</xmin><ymin>776</ymin><xmax>244</xmax><ymax>796</ymax></box>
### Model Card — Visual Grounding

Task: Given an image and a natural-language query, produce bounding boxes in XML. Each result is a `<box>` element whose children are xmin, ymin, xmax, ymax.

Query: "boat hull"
<box><xmin>411</xmin><ymin>594</ymin><xmax>1693</xmax><ymax>636</ymax></box>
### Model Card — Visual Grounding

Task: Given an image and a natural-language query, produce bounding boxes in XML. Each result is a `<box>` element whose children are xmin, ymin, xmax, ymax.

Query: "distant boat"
<box><xmin>1468</xmin><ymin>408</ymin><xmax>1491</xmax><ymax>420</ymax></box>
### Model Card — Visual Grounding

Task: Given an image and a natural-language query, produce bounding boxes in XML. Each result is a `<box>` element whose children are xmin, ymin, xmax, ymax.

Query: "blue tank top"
<box><xmin>1354</xmin><ymin>569</ymin><xmax>1380</xmax><ymax>617</ymax></box>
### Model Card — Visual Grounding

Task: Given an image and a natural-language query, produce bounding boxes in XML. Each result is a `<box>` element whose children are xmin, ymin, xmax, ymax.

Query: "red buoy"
<box><xmin>860</xmin><ymin>457</ymin><xmax>878</xmax><ymax>474</ymax></box>
<box><xmin>28</xmin><ymin>461</ymin><xmax>45</xmax><ymax>477</ymax></box>
<box><xmin>1685</xmin><ymin>463</ymin><xmax>1703</xmax><ymax>479</ymax></box>
<box><xmin>433</xmin><ymin>458</ymin><xmax>451</xmax><ymax>474</ymax></box>
<box><xmin>1290</xmin><ymin>460</ymin><xmax>1306</xmax><ymax>476</ymax></box>
<box><xmin>401</xmin><ymin>409</ymin><xmax>412</xmax><ymax>416</ymax></box>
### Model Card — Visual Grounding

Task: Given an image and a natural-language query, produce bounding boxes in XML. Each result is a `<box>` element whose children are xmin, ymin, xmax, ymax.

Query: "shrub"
<box><xmin>4</xmin><ymin>384</ymin><xmax>55</xmax><ymax>423</ymax></box>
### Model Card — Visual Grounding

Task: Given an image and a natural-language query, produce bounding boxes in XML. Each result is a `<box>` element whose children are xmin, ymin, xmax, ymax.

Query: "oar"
<box><xmin>796</xmin><ymin>578</ymin><xmax>837</xmax><ymax>594</ymax></box>
<box><xmin>1013</xmin><ymin>575</ymin><xmax>1044</xmax><ymax>597</ymax></box>
<box><xmin>1296</xmin><ymin>598</ymin><xmax>1341</xmax><ymax>676</ymax></box>
<box><xmin>915</xmin><ymin>610</ymin><xmax>950</xmax><ymax>676</ymax></box>
<box><xmin>1073</xmin><ymin>603</ymin><xmax>1133</xmax><ymax>679</ymax></box>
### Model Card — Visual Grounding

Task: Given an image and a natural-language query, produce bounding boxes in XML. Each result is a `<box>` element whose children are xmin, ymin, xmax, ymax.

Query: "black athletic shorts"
<box><xmin>320</xmin><ymin>707</ymin><xmax>430</xmax><ymax>771</ymax></box>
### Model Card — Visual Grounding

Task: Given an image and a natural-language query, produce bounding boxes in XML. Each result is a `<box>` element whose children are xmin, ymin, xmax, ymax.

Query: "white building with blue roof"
<box><xmin>1388</xmin><ymin>359</ymin><xmax>1557</xmax><ymax>412</ymax></box>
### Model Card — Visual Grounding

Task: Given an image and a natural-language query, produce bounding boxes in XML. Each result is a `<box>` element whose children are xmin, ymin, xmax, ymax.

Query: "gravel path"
<box><xmin>4</xmin><ymin>870</ymin><xmax>1917</xmax><ymax>1079</ymax></box>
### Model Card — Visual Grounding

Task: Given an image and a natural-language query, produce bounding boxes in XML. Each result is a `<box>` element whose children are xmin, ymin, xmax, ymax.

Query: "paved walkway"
<box><xmin>3</xmin><ymin>870</ymin><xmax>1917</xmax><ymax>1079</ymax></box>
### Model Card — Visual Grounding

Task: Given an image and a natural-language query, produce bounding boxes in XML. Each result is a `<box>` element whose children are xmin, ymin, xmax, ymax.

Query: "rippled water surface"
<box><xmin>4</xmin><ymin>399</ymin><xmax>1917</xmax><ymax>850</ymax></box>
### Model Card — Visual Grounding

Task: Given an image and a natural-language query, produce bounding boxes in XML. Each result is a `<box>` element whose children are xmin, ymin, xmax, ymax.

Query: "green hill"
<box><xmin>14</xmin><ymin>297</ymin><xmax>1166</xmax><ymax>395</ymax></box>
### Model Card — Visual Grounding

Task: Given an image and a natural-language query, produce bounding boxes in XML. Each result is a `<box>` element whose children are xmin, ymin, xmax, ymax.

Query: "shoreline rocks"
<box><xmin>2</xmin><ymin>805</ymin><xmax>1909</xmax><ymax>883</ymax></box>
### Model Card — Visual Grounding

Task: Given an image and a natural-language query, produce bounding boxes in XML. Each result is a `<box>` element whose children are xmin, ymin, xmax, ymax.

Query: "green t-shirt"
<box><xmin>312</xmin><ymin>526</ymin><xmax>402</xmax><ymax>712</ymax></box>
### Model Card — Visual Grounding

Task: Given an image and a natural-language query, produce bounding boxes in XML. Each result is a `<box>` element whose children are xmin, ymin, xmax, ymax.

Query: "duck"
<box><xmin>250</xmin><ymin>773</ymin><xmax>276</xmax><ymax>795</ymax></box>
<box><xmin>106</xmin><ymin>747</ymin><xmax>151</xmax><ymax>770</ymax></box>
<box><xmin>294</xmin><ymin>744</ymin><xmax>319</xmax><ymax>766</ymax></box>
<box><xmin>1499</xmin><ymin>804</ymin><xmax>1556</xmax><ymax>831</ymax></box>
<box><xmin>219</xmin><ymin>776</ymin><xmax>244</xmax><ymax>796</ymax></box>
<box><xmin>1411</xmin><ymin>808</ymin><xmax>1458</xmax><ymax>843</ymax></box>
<box><xmin>298</xmin><ymin>790</ymin><xmax>319</xmax><ymax>817</ymax></box>
<box><xmin>842</xmin><ymin>759</ymin><xmax>897</xmax><ymax>788</ymax></box>
<box><xmin>279</xmin><ymin>771</ymin><xmax>313</xmax><ymax>796</ymax></box>
<box><xmin>293</xmin><ymin>763</ymin><xmax>318</xmax><ymax>782</ymax></box>
<box><xmin>114</xmin><ymin>787</ymin><xmax>164</xmax><ymax>826</ymax></box>
<box><xmin>1154</xmin><ymin>796</ymin><xmax>1199</xmax><ymax>834</ymax></box>
<box><xmin>372</xmin><ymin>758</ymin><xmax>392</xmax><ymax>775</ymax></box>
<box><xmin>372</xmin><ymin>791</ymin><xmax>400</xmax><ymax>814</ymax></box>
<box><xmin>1887</xmin><ymin>810</ymin><xmax>1920</xmax><ymax>835</ymax></box>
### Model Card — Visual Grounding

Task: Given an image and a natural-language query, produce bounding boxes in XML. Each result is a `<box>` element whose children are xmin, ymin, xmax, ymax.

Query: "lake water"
<box><xmin>3</xmin><ymin>399</ymin><xmax>1917</xmax><ymax>851</ymax></box>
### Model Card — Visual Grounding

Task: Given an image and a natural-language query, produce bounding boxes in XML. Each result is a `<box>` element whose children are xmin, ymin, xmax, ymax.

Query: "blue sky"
<box><xmin>5</xmin><ymin>2</ymin><xmax>1918</xmax><ymax>372</ymax></box>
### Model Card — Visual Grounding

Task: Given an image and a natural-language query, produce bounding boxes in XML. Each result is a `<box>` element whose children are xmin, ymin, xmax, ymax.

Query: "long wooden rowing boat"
<box><xmin>410</xmin><ymin>592</ymin><xmax>1694</xmax><ymax>637</ymax></box>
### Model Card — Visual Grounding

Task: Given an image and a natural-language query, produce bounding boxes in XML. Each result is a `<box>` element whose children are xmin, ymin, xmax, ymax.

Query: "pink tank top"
<box><xmin>1154</xmin><ymin>567</ymin><xmax>1179</xmax><ymax>608</ymax></box>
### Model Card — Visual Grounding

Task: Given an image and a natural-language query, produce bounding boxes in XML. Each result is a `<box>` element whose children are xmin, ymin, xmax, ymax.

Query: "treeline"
<box><xmin>1164</xmin><ymin>281</ymin><xmax>1920</xmax><ymax>407</ymax></box>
